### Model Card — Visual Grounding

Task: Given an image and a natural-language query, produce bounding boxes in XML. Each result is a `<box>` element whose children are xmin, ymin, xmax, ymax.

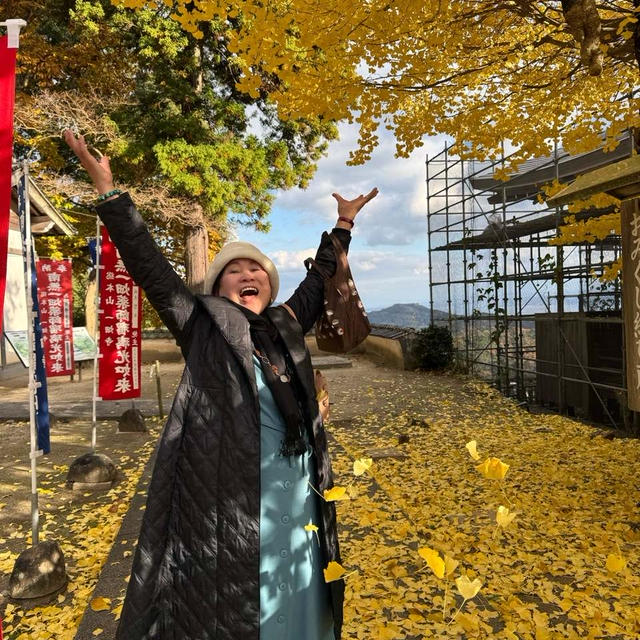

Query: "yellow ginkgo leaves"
<box><xmin>90</xmin><ymin>596</ymin><xmax>111</xmax><ymax>612</ymax></box>
<box><xmin>418</xmin><ymin>547</ymin><xmax>458</xmax><ymax>579</ymax></box>
<box><xmin>476</xmin><ymin>456</ymin><xmax>509</xmax><ymax>481</ymax></box>
<box><xmin>496</xmin><ymin>505</ymin><xmax>517</xmax><ymax>529</ymax></box>
<box><xmin>465</xmin><ymin>440</ymin><xmax>480</xmax><ymax>461</ymax></box>
<box><xmin>323</xmin><ymin>486</ymin><xmax>348</xmax><ymax>502</ymax></box>
<box><xmin>353</xmin><ymin>457</ymin><xmax>373</xmax><ymax>476</ymax></box>
<box><xmin>304</xmin><ymin>520</ymin><xmax>320</xmax><ymax>545</ymax></box>
<box><xmin>304</xmin><ymin>521</ymin><xmax>318</xmax><ymax>534</ymax></box>
<box><xmin>455</xmin><ymin>574</ymin><xmax>483</xmax><ymax>601</ymax></box>
<box><xmin>323</xmin><ymin>560</ymin><xmax>354</xmax><ymax>583</ymax></box>
<box><xmin>606</xmin><ymin>552</ymin><xmax>627</xmax><ymax>573</ymax></box>
<box><xmin>418</xmin><ymin>546</ymin><xmax>445</xmax><ymax>578</ymax></box>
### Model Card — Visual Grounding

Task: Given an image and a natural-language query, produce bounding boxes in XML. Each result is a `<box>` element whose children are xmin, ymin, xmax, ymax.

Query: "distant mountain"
<box><xmin>368</xmin><ymin>303</ymin><xmax>448</xmax><ymax>329</ymax></box>
<box><xmin>367</xmin><ymin>303</ymin><xmax>535</xmax><ymax>330</ymax></box>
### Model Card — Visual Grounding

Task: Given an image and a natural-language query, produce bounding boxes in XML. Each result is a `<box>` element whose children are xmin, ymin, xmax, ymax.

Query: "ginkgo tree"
<box><xmin>113</xmin><ymin>0</ymin><xmax>640</xmax><ymax>170</ymax></box>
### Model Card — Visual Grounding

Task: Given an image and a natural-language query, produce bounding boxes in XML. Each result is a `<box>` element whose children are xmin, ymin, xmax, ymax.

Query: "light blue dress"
<box><xmin>255</xmin><ymin>358</ymin><xmax>335</xmax><ymax>640</ymax></box>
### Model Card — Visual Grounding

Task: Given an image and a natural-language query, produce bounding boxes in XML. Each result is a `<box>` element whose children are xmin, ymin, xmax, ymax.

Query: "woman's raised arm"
<box><xmin>64</xmin><ymin>130</ymin><xmax>198</xmax><ymax>352</ymax></box>
<box><xmin>285</xmin><ymin>188</ymin><xmax>378</xmax><ymax>333</ymax></box>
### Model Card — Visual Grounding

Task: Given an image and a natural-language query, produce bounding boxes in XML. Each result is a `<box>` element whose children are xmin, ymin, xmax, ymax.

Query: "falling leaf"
<box><xmin>92</xmin><ymin>629</ymin><xmax>104</xmax><ymax>637</ymax></box>
<box><xmin>606</xmin><ymin>553</ymin><xmax>627</xmax><ymax>573</ymax></box>
<box><xmin>304</xmin><ymin>521</ymin><xmax>319</xmax><ymax>533</ymax></box>
<box><xmin>444</xmin><ymin>554</ymin><xmax>459</xmax><ymax>576</ymax></box>
<box><xmin>323</xmin><ymin>561</ymin><xmax>347</xmax><ymax>583</ymax></box>
<box><xmin>496</xmin><ymin>505</ymin><xmax>517</xmax><ymax>528</ymax></box>
<box><xmin>418</xmin><ymin>547</ymin><xmax>445</xmax><ymax>579</ymax></box>
<box><xmin>465</xmin><ymin>440</ymin><xmax>480</xmax><ymax>461</ymax></box>
<box><xmin>90</xmin><ymin>597</ymin><xmax>111</xmax><ymax>611</ymax></box>
<box><xmin>476</xmin><ymin>456</ymin><xmax>509</xmax><ymax>480</ymax></box>
<box><xmin>455</xmin><ymin>574</ymin><xmax>482</xmax><ymax>600</ymax></box>
<box><xmin>323</xmin><ymin>486</ymin><xmax>348</xmax><ymax>501</ymax></box>
<box><xmin>353</xmin><ymin>457</ymin><xmax>373</xmax><ymax>476</ymax></box>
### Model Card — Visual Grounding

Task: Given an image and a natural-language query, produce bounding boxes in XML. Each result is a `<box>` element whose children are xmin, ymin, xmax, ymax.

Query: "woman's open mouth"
<box><xmin>239</xmin><ymin>286</ymin><xmax>259</xmax><ymax>299</ymax></box>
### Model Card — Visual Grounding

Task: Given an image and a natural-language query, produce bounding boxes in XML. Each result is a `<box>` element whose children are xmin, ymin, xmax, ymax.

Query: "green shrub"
<box><xmin>412</xmin><ymin>325</ymin><xmax>454</xmax><ymax>370</ymax></box>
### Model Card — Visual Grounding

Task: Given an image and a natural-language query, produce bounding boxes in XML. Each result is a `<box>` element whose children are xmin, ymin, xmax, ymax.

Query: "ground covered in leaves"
<box><xmin>0</xmin><ymin>418</ymin><xmax>161</xmax><ymax>639</ymax></box>
<box><xmin>1</xmin><ymin>355</ymin><xmax>639</xmax><ymax>639</ymax></box>
<box><xmin>327</xmin><ymin>361</ymin><xmax>640</xmax><ymax>639</ymax></box>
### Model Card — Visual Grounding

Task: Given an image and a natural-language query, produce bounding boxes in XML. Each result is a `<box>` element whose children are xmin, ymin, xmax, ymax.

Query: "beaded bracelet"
<box><xmin>337</xmin><ymin>216</ymin><xmax>354</xmax><ymax>227</ymax></box>
<box><xmin>96</xmin><ymin>189</ymin><xmax>122</xmax><ymax>202</ymax></box>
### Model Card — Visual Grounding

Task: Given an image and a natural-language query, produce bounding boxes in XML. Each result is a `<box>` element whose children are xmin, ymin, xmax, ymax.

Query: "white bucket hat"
<box><xmin>204</xmin><ymin>241</ymin><xmax>279</xmax><ymax>301</ymax></box>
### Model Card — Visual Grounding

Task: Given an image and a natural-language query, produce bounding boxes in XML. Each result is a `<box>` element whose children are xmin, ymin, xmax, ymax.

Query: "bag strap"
<box><xmin>304</xmin><ymin>257</ymin><xmax>330</xmax><ymax>279</ymax></box>
<box><xmin>305</xmin><ymin>233</ymin><xmax>349</xmax><ymax>277</ymax></box>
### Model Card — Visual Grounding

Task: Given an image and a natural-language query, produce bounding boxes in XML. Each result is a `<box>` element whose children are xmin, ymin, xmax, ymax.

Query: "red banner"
<box><xmin>98</xmin><ymin>225</ymin><xmax>142</xmax><ymax>400</ymax></box>
<box><xmin>0</xmin><ymin>36</ymin><xmax>18</xmax><ymax>335</ymax></box>
<box><xmin>36</xmin><ymin>258</ymin><xmax>74</xmax><ymax>377</ymax></box>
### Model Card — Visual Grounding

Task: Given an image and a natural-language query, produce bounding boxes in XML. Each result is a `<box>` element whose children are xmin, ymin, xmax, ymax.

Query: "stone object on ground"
<box><xmin>66</xmin><ymin>452</ymin><xmax>117</xmax><ymax>487</ymax></box>
<box><xmin>9</xmin><ymin>540</ymin><xmax>67</xmax><ymax>600</ymax></box>
<box><xmin>365</xmin><ymin>447</ymin><xmax>408</xmax><ymax>460</ymax></box>
<box><xmin>117</xmin><ymin>408</ymin><xmax>146</xmax><ymax>433</ymax></box>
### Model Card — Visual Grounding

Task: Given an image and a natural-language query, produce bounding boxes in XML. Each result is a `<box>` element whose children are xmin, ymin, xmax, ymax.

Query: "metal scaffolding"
<box><xmin>426</xmin><ymin>134</ymin><xmax>636</xmax><ymax>428</ymax></box>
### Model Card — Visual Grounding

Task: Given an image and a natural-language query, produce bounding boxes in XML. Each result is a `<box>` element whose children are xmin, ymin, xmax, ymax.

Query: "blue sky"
<box><xmin>233</xmin><ymin>122</ymin><xmax>448</xmax><ymax>311</ymax></box>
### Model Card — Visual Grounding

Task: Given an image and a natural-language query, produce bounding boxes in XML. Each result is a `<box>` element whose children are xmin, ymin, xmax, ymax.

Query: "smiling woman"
<box><xmin>63</xmin><ymin>129</ymin><xmax>377</xmax><ymax>640</ymax></box>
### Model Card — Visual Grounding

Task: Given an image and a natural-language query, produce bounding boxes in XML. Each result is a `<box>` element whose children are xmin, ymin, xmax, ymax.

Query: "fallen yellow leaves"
<box><xmin>1</xmin><ymin>420</ymin><xmax>161</xmax><ymax>639</ymax></box>
<box><xmin>89</xmin><ymin>596</ymin><xmax>110</xmax><ymax>612</ymax></box>
<box><xmin>325</xmin><ymin>364</ymin><xmax>640</xmax><ymax>639</ymax></box>
<box><xmin>606</xmin><ymin>552</ymin><xmax>627</xmax><ymax>573</ymax></box>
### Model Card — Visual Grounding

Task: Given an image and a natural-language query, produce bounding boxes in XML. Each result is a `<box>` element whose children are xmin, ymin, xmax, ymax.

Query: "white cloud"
<box><xmin>271</xmin><ymin>248</ymin><xmax>316</xmax><ymax>271</ymax></box>
<box><xmin>273</xmin><ymin>122</ymin><xmax>447</xmax><ymax>248</ymax></box>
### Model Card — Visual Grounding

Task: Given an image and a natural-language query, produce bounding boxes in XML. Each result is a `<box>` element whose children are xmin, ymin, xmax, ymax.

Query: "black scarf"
<box><xmin>231</xmin><ymin>301</ymin><xmax>307</xmax><ymax>457</ymax></box>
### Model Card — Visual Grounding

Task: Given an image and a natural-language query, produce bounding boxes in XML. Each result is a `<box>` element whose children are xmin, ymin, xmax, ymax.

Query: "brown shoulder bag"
<box><xmin>305</xmin><ymin>232</ymin><xmax>371</xmax><ymax>354</ymax></box>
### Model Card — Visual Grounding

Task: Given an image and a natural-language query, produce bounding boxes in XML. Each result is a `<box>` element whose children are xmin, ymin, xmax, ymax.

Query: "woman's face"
<box><xmin>217</xmin><ymin>258</ymin><xmax>272</xmax><ymax>314</ymax></box>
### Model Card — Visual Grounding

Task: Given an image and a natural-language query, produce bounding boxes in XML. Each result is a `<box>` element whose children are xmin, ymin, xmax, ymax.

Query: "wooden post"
<box><xmin>621</xmin><ymin>197</ymin><xmax>640</xmax><ymax>411</ymax></box>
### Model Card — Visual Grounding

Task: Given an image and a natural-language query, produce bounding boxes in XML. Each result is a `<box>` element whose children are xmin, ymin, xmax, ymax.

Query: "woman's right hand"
<box><xmin>63</xmin><ymin>130</ymin><xmax>115</xmax><ymax>197</ymax></box>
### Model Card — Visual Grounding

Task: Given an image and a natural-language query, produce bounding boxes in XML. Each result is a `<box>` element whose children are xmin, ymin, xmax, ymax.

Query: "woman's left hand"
<box><xmin>332</xmin><ymin>188</ymin><xmax>378</xmax><ymax>229</ymax></box>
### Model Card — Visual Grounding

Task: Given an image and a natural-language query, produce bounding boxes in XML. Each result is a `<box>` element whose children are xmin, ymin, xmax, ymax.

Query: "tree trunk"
<box><xmin>182</xmin><ymin>42</ymin><xmax>209</xmax><ymax>294</ymax></box>
<box><xmin>184</xmin><ymin>206</ymin><xmax>209</xmax><ymax>294</ymax></box>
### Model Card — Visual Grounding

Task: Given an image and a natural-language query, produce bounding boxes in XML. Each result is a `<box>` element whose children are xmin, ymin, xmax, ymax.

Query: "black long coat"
<box><xmin>97</xmin><ymin>195</ymin><xmax>345</xmax><ymax>640</ymax></box>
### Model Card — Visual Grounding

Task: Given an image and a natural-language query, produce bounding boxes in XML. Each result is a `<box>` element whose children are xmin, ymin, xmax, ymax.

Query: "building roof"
<box><xmin>10</xmin><ymin>170</ymin><xmax>76</xmax><ymax>236</ymax></box>
<box><xmin>470</xmin><ymin>131</ymin><xmax>635</xmax><ymax>204</ymax></box>
<box><xmin>548</xmin><ymin>154</ymin><xmax>640</xmax><ymax>206</ymax></box>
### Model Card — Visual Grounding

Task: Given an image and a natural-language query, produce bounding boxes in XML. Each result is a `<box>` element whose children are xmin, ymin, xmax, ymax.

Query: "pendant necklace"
<box><xmin>254</xmin><ymin>349</ymin><xmax>291</xmax><ymax>383</ymax></box>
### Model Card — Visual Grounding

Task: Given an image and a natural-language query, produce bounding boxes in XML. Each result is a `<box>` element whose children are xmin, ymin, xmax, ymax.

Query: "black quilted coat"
<box><xmin>97</xmin><ymin>194</ymin><xmax>345</xmax><ymax>640</ymax></box>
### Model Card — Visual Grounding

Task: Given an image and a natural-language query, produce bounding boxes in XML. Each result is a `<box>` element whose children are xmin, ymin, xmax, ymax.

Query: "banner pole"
<box><xmin>91</xmin><ymin>220</ymin><xmax>101</xmax><ymax>451</ymax></box>
<box><xmin>21</xmin><ymin>162</ymin><xmax>40</xmax><ymax>546</ymax></box>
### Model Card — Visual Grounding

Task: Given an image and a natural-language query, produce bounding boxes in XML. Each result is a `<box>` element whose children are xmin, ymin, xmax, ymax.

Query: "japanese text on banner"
<box><xmin>98</xmin><ymin>225</ymin><xmax>142</xmax><ymax>400</ymax></box>
<box><xmin>36</xmin><ymin>258</ymin><xmax>74</xmax><ymax>377</ymax></box>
